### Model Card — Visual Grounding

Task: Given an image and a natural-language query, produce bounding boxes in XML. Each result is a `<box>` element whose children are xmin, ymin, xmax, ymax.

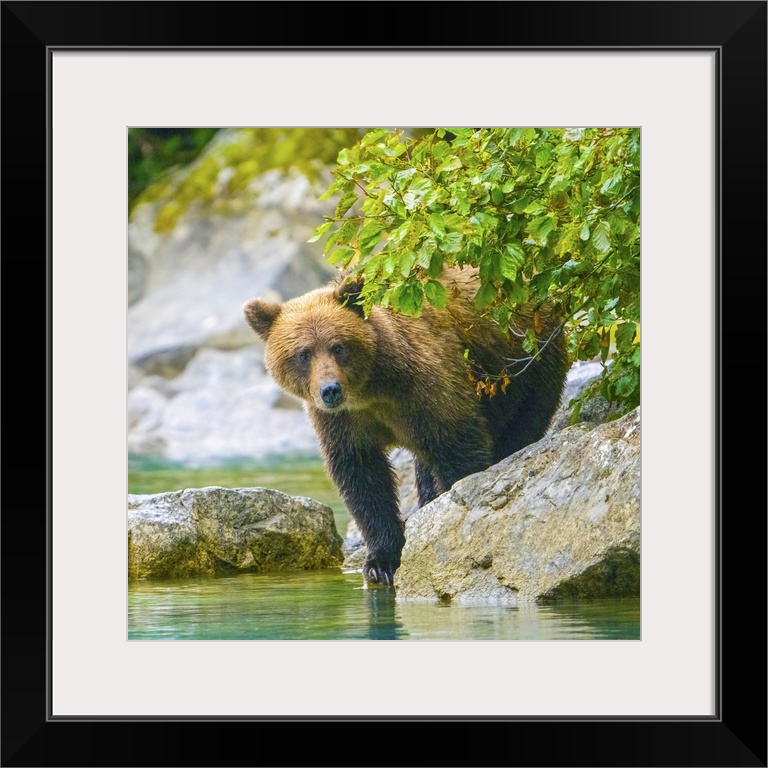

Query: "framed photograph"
<box><xmin>5</xmin><ymin>1</ymin><xmax>765</xmax><ymax>765</ymax></box>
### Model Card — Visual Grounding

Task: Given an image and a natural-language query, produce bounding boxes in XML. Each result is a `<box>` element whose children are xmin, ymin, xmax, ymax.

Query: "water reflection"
<box><xmin>129</xmin><ymin>569</ymin><xmax>639</xmax><ymax>641</ymax></box>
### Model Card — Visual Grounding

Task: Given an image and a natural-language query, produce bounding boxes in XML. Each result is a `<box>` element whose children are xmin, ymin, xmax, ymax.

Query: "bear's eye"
<box><xmin>297</xmin><ymin>349</ymin><xmax>311</xmax><ymax>364</ymax></box>
<box><xmin>330</xmin><ymin>343</ymin><xmax>344</xmax><ymax>356</ymax></box>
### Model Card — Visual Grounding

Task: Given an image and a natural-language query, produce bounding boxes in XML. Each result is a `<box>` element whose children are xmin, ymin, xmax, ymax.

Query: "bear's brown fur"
<box><xmin>244</xmin><ymin>266</ymin><xmax>569</xmax><ymax>585</ymax></box>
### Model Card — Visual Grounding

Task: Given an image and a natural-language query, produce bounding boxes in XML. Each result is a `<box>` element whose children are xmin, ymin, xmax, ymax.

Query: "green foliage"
<box><xmin>128</xmin><ymin>128</ymin><xmax>218</xmax><ymax>211</ymax></box>
<box><xmin>132</xmin><ymin>127</ymin><xmax>363</xmax><ymax>231</ymax></box>
<box><xmin>313</xmin><ymin>127</ymin><xmax>640</xmax><ymax>414</ymax></box>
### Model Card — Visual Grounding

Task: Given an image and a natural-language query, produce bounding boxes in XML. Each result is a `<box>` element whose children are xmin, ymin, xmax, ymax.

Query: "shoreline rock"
<box><xmin>128</xmin><ymin>486</ymin><xmax>343</xmax><ymax>580</ymax></box>
<box><xmin>394</xmin><ymin>408</ymin><xmax>640</xmax><ymax>603</ymax></box>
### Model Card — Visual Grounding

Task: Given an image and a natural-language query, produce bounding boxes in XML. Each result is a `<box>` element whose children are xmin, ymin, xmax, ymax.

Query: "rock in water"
<box><xmin>395</xmin><ymin>408</ymin><xmax>640</xmax><ymax>603</ymax></box>
<box><xmin>128</xmin><ymin>486</ymin><xmax>343</xmax><ymax>579</ymax></box>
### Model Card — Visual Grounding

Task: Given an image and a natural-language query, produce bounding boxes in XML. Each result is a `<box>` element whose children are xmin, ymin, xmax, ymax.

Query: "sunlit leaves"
<box><xmin>315</xmin><ymin>126</ymin><xmax>641</xmax><ymax>415</ymax></box>
<box><xmin>308</xmin><ymin>220</ymin><xmax>333</xmax><ymax>242</ymax></box>
<box><xmin>334</xmin><ymin>191</ymin><xmax>359</xmax><ymax>219</ymax></box>
<box><xmin>361</xmin><ymin>128</ymin><xmax>390</xmax><ymax>146</ymax></box>
<box><xmin>591</xmin><ymin>221</ymin><xmax>612</xmax><ymax>253</ymax></box>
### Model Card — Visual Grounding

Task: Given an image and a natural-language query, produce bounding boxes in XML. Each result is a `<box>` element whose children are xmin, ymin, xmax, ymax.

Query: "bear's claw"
<box><xmin>363</xmin><ymin>560</ymin><xmax>397</xmax><ymax>587</ymax></box>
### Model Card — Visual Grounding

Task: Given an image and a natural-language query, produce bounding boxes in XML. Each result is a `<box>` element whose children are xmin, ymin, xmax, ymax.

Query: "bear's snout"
<box><xmin>320</xmin><ymin>381</ymin><xmax>343</xmax><ymax>408</ymax></box>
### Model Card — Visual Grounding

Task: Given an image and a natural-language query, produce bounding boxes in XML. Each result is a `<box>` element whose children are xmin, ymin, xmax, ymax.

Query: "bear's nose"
<box><xmin>320</xmin><ymin>382</ymin><xmax>343</xmax><ymax>407</ymax></box>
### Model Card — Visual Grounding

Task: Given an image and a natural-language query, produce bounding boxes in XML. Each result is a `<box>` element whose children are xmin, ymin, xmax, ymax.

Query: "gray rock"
<box><xmin>128</xmin><ymin>165</ymin><xmax>337</xmax><ymax>367</ymax></box>
<box><xmin>395</xmin><ymin>408</ymin><xmax>640</xmax><ymax>603</ymax></box>
<box><xmin>128</xmin><ymin>247</ymin><xmax>148</xmax><ymax>307</ymax></box>
<box><xmin>128</xmin><ymin>486</ymin><xmax>343</xmax><ymax>579</ymax></box>
<box><xmin>127</xmin><ymin>148</ymin><xmax>342</xmax><ymax>464</ymax></box>
<box><xmin>128</xmin><ymin>347</ymin><xmax>319</xmax><ymax>463</ymax></box>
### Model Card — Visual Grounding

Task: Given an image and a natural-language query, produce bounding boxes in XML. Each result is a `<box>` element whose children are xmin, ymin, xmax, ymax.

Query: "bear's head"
<box><xmin>243</xmin><ymin>279</ymin><xmax>377</xmax><ymax>412</ymax></box>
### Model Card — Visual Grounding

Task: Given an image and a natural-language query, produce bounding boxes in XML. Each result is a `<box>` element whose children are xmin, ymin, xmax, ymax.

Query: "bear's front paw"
<box><xmin>363</xmin><ymin>553</ymin><xmax>400</xmax><ymax>587</ymax></box>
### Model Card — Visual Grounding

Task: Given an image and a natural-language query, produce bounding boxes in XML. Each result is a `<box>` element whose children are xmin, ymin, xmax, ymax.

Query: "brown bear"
<box><xmin>244</xmin><ymin>266</ymin><xmax>569</xmax><ymax>586</ymax></box>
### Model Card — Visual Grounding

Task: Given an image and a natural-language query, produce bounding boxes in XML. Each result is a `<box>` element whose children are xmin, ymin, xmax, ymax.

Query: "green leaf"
<box><xmin>614</xmin><ymin>370</ymin><xmax>640</xmax><ymax>398</ymax></box>
<box><xmin>448</xmin><ymin>128</ymin><xmax>475</xmax><ymax>146</ymax></box>
<box><xmin>436</xmin><ymin>156</ymin><xmax>462</xmax><ymax>173</ymax></box>
<box><xmin>389</xmin><ymin>219</ymin><xmax>412</xmax><ymax>245</ymax></box>
<box><xmin>318</xmin><ymin>178</ymin><xmax>344</xmax><ymax>201</ymax></box>
<box><xmin>424</xmin><ymin>279</ymin><xmax>447</xmax><ymax>309</ymax></box>
<box><xmin>442</xmin><ymin>231</ymin><xmax>463</xmax><ymax>253</ymax></box>
<box><xmin>580</xmin><ymin>222</ymin><xmax>590</xmax><ymax>241</ymax></box>
<box><xmin>535</xmin><ymin>146</ymin><xmax>552</xmax><ymax>168</ymax></box>
<box><xmin>601</xmin><ymin>169</ymin><xmax>623</xmax><ymax>195</ymax></box>
<box><xmin>474</xmin><ymin>282</ymin><xmax>497</xmax><ymax>310</ymax></box>
<box><xmin>500</xmin><ymin>243</ymin><xmax>525</xmax><ymax>281</ymax></box>
<box><xmin>361</xmin><ymin>128</ymin><xmax>389</xmax><ymax>146</ymax></box>
<box><xmin>470</xmin><ymin>211</ymin><xmax>499</xmax><ymax>230</ymax></box>
<box><xmin>530</xmin><ymin>269</ymin><xmax>555</xmax><ymax>298</ymax></box>
<box><xmin>523</xmin><ymin>200</ymin><xmax>547</xmax><ymax>216</ymax></box>
<box><xmin>357</xmin><ymin>220</ymin><xmax>385</xmax><ymax>256</ymax></box>
<box><xmin>482</xmin><ymin>163</ymin><xmax>504</xmax><ymax>183</ymax></box>
<box><xmin>337</xmin><ymin>148</ymin><xmax>351</xmax><ymax>166</ymax></box>
<box><xmin>568</xmin><ymin>399</ymin><xmax>583</xmax><ymax>425</ymax></box>
<box><xmin>478</xmin><ymin>253</ymin><xmax>495</xmax><ymax>283</ymax></box>
<box><xmin>394</xmin><ymin>168</ymin><xmax>418</xmax><ymax>190</ymax></box>
<box><xmin>334</xmin><ymin>219</ymin><xmax>359</xmax><ymax>246</ymax></box>
<box><xmin>417</xmin><ymin>238</ymin><xmax>436</xmax><ymax>268</ymax></box>
<box><xmin>400</xmin><ymin>251</ymin><xmax>416</xmax><ymax>277</ymax></box>
<box><xmin>581</xmin><ymin>330</ymin><xmax>601</xmax><ymax>360</ymax></box>
<box><xmin>526</xmin><ymin>215</ymin><xmax>557</xmax><ymax>243</ymax></box>
<box><xmin>428</xmin><ymin>213</ymin><xmax>446</xmax><ymax>238</ymax></box>
<box><xmin>334</xmin><ymin>192</ymin><xmax>359</xmax><ymax>219</ymax></box>
<box><xmin>551</xmin><ymin>259</ymin><xmax>580</xmax><ymax>286</ymax></box>
<box><xmin>395</xmin><ymin>282</ymin><xmax>424</xmax><ymax>316</ymax></box>
<box><xmin>614</xmin><ymin>322</ymin><xmax>637</xmax><ymax>352</ymax></box>
<box><xmin>522</xmin><ymin>328</ymin><xmax>538</xmax><ymax>354</ymax></box>
<box><xmin>591</xmin><ymin>220</ymin><xmax>612</xmax><ymax>253</ymax></box>
<box><xmin>327</xmin><ymin>247</ymin><xmax>355</xmax><ymax>266</ymax></box>
<box><xmin>308</xmin><ymin>220</ymin><xmax>333</xmax><ymax>243</ymax></box>
<box><xmin>324</xmin><ymin>226</ymin><xmax>340</xmax><ymax>254</ymax></box>
<box><xmin>427</xmin><ymin>250</ymin><xmax>444</xmax><ymax>278</ymax></box>
<box><xmin>504</xmin><ymin>276</ymin><xmax>528</xmax><ymax>304</ymax></box>
<box><xmin>443</xmin><ymin>213</ymin><xmax>468</xmax><ymax>232</ymax></box>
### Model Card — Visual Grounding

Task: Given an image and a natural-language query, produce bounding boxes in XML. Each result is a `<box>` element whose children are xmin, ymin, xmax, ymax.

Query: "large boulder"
<box><xmin>128</xmin><ymin>486</ymin><xmax>343</xmax><ymax>579</ymax></box>
<box><xmin>395</xmin><ymin>408</ymin><xmax>640</xmax><ymax>603</ymax></box>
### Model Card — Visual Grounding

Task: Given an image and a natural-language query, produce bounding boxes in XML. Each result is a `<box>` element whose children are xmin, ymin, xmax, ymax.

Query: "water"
<box><xmin>128</xmin><ymin>569</ymin><xmax>640</xmax><ymax>641</ymax></box>
<box><xmin>128</xmin><ymin>455</ymin><xmax>640</xmax><ymax>641</ymax></box>
<box><xmin>129</xmin><ymin>453</ymin><xmax>351</xmax><ymax>536</ymax></box>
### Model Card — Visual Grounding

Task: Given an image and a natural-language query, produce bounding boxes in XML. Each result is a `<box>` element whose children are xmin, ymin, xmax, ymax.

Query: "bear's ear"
<box><xmin>335</xmin><ymin>278</ymin><xmax>366</xmax><ymax>318</ymax></box>
<box><xmin>243</xmin><ymin>299</ymin><xmax>282</xmax><ymax>340</ymax></box>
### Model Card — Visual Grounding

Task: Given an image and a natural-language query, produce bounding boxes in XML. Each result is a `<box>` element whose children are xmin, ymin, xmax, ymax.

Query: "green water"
<box><xmin>129</xmin><ymin>453</ymin><xmax>351</xmax><ymax>536</ymax></box>
<box><xmin>128</xmin><ymin>455</ymin><xmax>640</xmax><ymax>641</ymax></box>
<box><xmin>129</xmin><ymin>569</ymin><xmax>640</xmax><ymax>640</ymax></box>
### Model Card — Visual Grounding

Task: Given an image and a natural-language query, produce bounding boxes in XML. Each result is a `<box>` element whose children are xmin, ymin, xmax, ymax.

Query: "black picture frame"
<box><xmin>3</xmin><ymin>2</ymin><xmax>765</xmax><ymax>766</ymax></box>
